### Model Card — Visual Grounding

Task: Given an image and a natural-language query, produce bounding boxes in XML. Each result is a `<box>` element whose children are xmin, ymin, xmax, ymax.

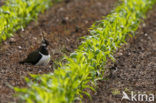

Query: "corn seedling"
<box><xmin>0</xmin><ymin>0</ymin><xmax>61</xmax><ymax>43</ymax></box>
<box><xmin>15</xmin><ymin>0</ymin><xmax>156</xmax><ymax>103</ymax></box>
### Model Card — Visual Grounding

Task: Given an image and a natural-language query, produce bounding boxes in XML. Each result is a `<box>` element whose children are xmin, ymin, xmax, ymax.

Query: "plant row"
<box><xmin>0</xmin><ymin>0</ymin><xmax>61</xmax><ymax>43</ymax></box>
<box><xmin>15</xmin><ymin>0</ymin><xmax>156</xmax><ymax>103</ymax></box>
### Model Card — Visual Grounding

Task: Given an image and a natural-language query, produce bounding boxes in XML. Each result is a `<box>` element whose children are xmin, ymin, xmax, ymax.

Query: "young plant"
<box><xmin>15</xmin><ymin>0</ymin><xmax>156</xmax><ymax>103</ymax></box>
<box><xmin>0</xmin><ymin>0</ymin><xmax>56</xmax><ymax>43</ymax></box>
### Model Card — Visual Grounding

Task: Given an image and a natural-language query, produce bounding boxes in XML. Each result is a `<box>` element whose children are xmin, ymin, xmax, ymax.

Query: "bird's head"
<box><xmin>41</xmin><ymin>39</ymin><xmax>49</xmax><ymax>47</ymax></box>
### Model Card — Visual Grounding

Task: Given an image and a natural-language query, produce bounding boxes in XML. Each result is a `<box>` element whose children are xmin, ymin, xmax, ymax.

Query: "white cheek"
<box><xmin>42</xmin><ymin>43</ymin><xmax>46</xmax><ymax>46</ymax></box>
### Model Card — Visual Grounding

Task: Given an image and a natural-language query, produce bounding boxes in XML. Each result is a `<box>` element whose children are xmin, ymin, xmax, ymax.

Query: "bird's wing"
<box><xmin>24</xmin><ymin>51</ymin><xmax>42</xmax><ymax>65</ymax></box>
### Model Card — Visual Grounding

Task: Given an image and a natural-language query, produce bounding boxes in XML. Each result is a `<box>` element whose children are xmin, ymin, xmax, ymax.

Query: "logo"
<box><xmin>122</xmin><ymin>91</ymin><xmax>155</xmax><ymax>102</ymax></box>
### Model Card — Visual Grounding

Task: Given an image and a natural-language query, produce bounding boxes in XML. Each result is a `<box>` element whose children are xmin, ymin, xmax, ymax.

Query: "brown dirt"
<box><xmin>0</xmin><ymin>0</ymin><xmax>117</xmax><ymax>102</ymax></box>
<box><xmin>0</xmin><ymin>0</ymin><xmax>4</xmax><ymax>6</ymax></box>
<box><xmin>83</xmin><ymin>4</ymin><xmax>156</xmax><ymax>103</ymax></box>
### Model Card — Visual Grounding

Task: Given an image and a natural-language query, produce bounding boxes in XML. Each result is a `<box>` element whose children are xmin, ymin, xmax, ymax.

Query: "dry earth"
<box><xmin>84</xmin><ymin>4</ymin><xmax>156</xmax><ymax>103</ymax></box>
<box><xmin>0</xmin><ymin>0</ymin><xmax>117</xmax><ymax>102</ymax></box>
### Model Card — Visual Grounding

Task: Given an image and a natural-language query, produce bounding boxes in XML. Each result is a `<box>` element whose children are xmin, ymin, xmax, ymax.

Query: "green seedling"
<box><xmin>112</xmin><ymin>89</ymin><xmax>120</xmax><ymax>95</ymax></box>
<box><xmin>15</xmin><ymin>0</ymin><xmax>156</xmax><ymax>103</ymax></box>
<box><xmin>0</xmin><ymin>0</ymin><xmax>53</xmax><ymax>42</ymax></box>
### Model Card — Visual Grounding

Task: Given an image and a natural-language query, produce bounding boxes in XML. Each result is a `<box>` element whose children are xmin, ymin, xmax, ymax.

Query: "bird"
<box><xmin>19</xmin><ymin>39</ymin><xmax>50</xmax><ymax>66</ymax></box>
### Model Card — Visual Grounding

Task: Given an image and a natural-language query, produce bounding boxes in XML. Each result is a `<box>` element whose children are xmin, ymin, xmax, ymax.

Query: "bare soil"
<box><xmin>0</xmin><ymin>0</ymin><xmax>4</xmax><ymax>6</ymax></box>
<box><xmin>0</xmin><ymin>0</ymin><xmax>117</xmax><ymax>102</ymax></box>
<box><xmin>83</xmin><ymin>4</ymin><xmax>156</xmax><ymax>103</ymax></box>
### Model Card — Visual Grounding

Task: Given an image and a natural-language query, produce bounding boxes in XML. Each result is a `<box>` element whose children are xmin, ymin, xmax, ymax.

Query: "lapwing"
<box><xmin>19</xmin><ymin>39</ymin><xmax>50</xmax><ymax>66</ymax></box>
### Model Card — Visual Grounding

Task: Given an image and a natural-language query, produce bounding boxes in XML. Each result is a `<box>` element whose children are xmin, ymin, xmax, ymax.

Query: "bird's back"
<box><xmin>19</xmin><ymin>50</ymin><xmax>42</xmax><ymax>65</ymax></box>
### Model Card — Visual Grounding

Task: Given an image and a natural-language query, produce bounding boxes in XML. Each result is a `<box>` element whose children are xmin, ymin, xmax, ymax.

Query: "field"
<box><xmin>83</xmin><ymin>5</ymin><xmax>156</xmax><ymax>103</ymax></box>
<box><xmin>0</xmin><ymin>0</ymin><xmax>156</xmax><ymax>103</ymax></box>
